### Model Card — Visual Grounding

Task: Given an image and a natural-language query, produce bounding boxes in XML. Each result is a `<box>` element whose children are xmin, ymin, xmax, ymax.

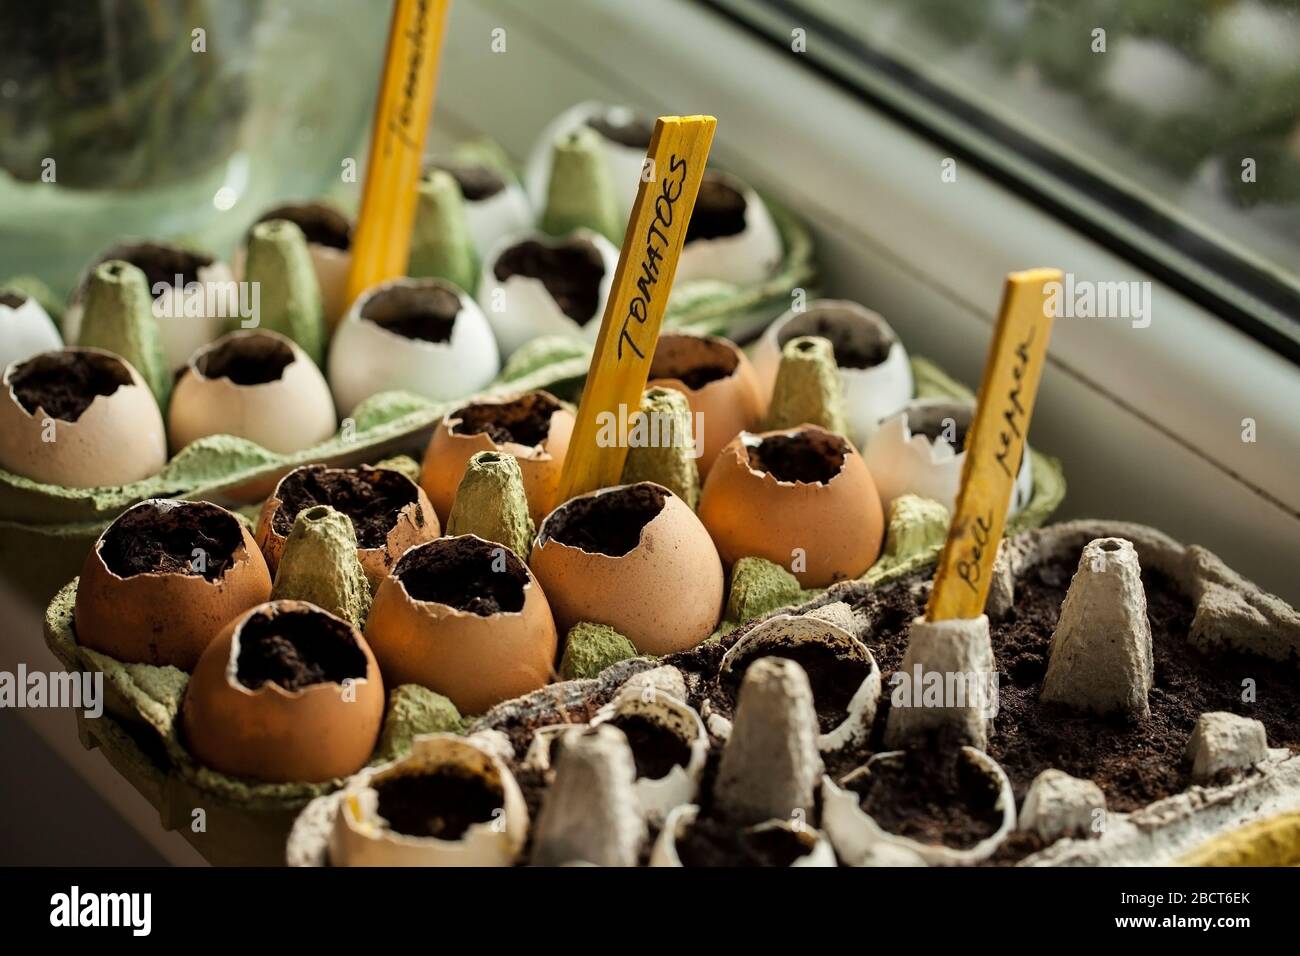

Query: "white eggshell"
<box><xmin>863</xmin><ymin>400</ymin><xmax>1035</xmax><ymax>516</ymax></box>
<box><xmin>754</xmin><ymin>299</ymin><xmax>913</xmax><ymax>449</ymax></box>
<box><xmin>0</xmin><ymin>292</ymin><xmax>62</xmax><ymax>371</ymax></box>
<box><xmin>329</xmin><ymin>733</ymin><xmax>529</xmax><ymax>867</ymax></box>
<box><xmin>0</xmin><ymin>347</ymin><xmax>166</xmax><ymax>487</ymax></box>
<box><xmin>477</xmin><ymin>230</ymin><xmax>618</xmax><ymax>358</ymax></box>
<box><xmin>169</xmin><ymin>330</ymin><xmax>336</xmax><ymax>455</ymax></box>
<box><xmin>524</xmin><ymin>101</ymin><xmax>651</xmax><ymax>222</ymax></box>
<box><xmin>464</xmin><ymin>180</ymin><xmax>534</xmax><ymax>261</ymax></box>
<box><xmin>674</xmin><ymin>173</ymin><xmax>782</xmax><ymax>288</ymax></box>
<box><xmin>328</xmin><ymin>278</ymin><xmax>500</xmax><ymax>416</ymax></box>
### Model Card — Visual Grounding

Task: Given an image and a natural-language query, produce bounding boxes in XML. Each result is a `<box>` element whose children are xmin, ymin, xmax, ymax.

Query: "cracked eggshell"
<box><xmin>65</xmin><ymin>241</ymin><xmax>235</xmax><ymax>372</ymax></box>
<box><xmin>256</xmin><ymin>464</ymin><xmax>440</xmax><ymax>589</ymax></box>
<box><xmin>364</xmin><ymin>535</ymin><xmax>558</xmax><ymax>715</ymax></box>
<box><xmin>181</xmin><ymin>600</ymin><xmax>385</xmax><ymax>783</ymax></box>
<box><xmin>590</xmin><ymin>688</ymin><xmax>709</xmax><ymax>821</ymax></box>
<box><xmin>822</xmin><ymin>748</ymin><xmax>1016</xmax><ymax>866</ymax></box>
<box><xmin>698</xmin><ymin>425</ymin><xmax>884</xmax><ymax>588</ymax></box>
<box><xmin>0</xmin><ymin>291</ymin><xmax>62</xmax><ymax>371</ymax></box>
<box><xmin>754</xmin><ymin>300</ymin><xmax>913</xmax><ymax>448</ymax></box>
<box><xmin>477</xmin><ymin>229</ymin><xmax>618</xmax><ymax>357</ymax></box>
<box><xmin>648</xmin><ymin>331</ymin><xmax>766</xmax><ymax>478</ymax></box>
<box><xmin>234</xmin><ymin>201</ymin><xmax>353</xmax><ymax>329</ymax></box>
<box><xmin>75</xmin><ymin>499</ymin><xmax>273</xmax><ymax>670</ymax></box>
<box><xmin>419</xmin><ymin>390</ymin><xmax>574</xmax><ymax>524</ymax></box>
<box><xmin>675</xmin><ymin>171</ymin><xmax>782</xmax><ymax>288</ymax></box>
<box><xmin>650</xmin><ymin>804</ymin><xmax>837</xmax><ymax>867</ymax></box>
<box><xmin>863</xmin><ymin>400</ymin><xmax>1033</xmax><ymax>516</ymax></box>
<box><xmin>330</xmin><ymin>733</ymin><xmax>529</xmax><ymax>866</ymax></box>
<box><xmin>720</xmin><ymin>614</ymin><xmax>880</xmax><ymax>754</ymax></box>
<box><xmin>524</xmin><ymin>101</ymin><xmax>652</xmax><ymax>221</ymax></box>
<box><xmin>169</xmin><ymin>330</ymin><xmax>336</xmax><ymax>455</ymax></box>
<box><xmin>0</xmin><ymin>347</ymin><xmax>166</xmax><ymax>487</ymax></box>
<box><xmin>530</xmin><ymin>482</ymin><xmax>725</xmax><ymax>656</ymax></box>
<box><xmin>328</xmin><ymin>277</ymin><xmax>500</xmax><ymax>416</ymax></box>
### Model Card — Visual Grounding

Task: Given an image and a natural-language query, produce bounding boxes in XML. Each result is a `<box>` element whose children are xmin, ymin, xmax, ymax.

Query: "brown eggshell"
<box><xmin>698</xmin><ymin>425</ymin><xmax>884</xmax><ymax>588</ymax></box>
<box><xmin>181</xmin><ymin>600</ymin><xmax>384</xmax><ymax>783</ymax></box>
<box><xmin>649</xmin><ymin>332</ymin><xmax>765</xmax><ymax>478</ymax></box>
<box><xmin>364</xmin><ymin>535</ymin><xmax>558</xmax><ymax>715</ymax></box>
<box><xmin>530</xmin><ymin>482</ymin><xmax>724</xmax><ymax>656</ymax></box>
<box><xmin>419</xmin><ymin>390</ymin><xmax>574</xmax><ymax>524</ymax></box>
<box><xmin>256</xmin><ymin>464</ymin><xmax>440</xmax><ymax>589</ymax></box>
<box><xmin>74</xmin><ymin>499</ymin><xmax>273</xmax><ymax>670</ymax></box>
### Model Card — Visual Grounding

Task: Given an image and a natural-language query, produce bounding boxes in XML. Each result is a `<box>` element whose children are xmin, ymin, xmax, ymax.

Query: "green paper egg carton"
<box><xmin>37</xmin><ymin>350</ymin><xmax>1064</xmax><ymax>867</ymax></box>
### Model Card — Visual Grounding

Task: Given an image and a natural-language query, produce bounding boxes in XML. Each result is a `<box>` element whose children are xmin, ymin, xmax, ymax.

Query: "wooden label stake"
<box><xmin>554</xmin><ymin>114</ymin><xmax>717</xmax><ymax>503</ymax></box>
<box><xmin>345</xmin><ymin>0</ymin><xmax>453</xmax><ymax>307</ymax></box>
<box><xmin>926</xmin><ymin>267</ymin><xmax>1061</xmax><ymax>622</ymax></box>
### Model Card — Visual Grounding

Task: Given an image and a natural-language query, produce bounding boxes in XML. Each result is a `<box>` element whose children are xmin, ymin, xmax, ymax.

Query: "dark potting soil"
<box><xmin>909</xmin><ymin>416</ymin><xmax>968</xmax><ymax>451</ymax></box>
<box><xmin>8</xmin><ymin>349</ymin><xmax>132</xmax><ymax>421</ymax></box>
<box><xmin>254</xmin><ymin>203</ymin><xmax>351</xmax><ymax>249</ymax></box>
<box><xmin>271</xmin><ymin>466</ymin><xmax>422</xmax><ymax>549</ymax></box>
<box><xmin>375</xmin><ymin>768</ymin><xmax>502</xmax><ymax>840</ymax></box>
<box><xmin>608</xmin><ymin>713</ymin><xmax>692</xmax><ymax>780</ymax></box>
<box><xmin>427</xmin><ymin>161</ymin><xmax>506</xmax><ymax>201</ymax></box>
<box><xmin>781</xmin><ymin>316</ymin><xmax>891</xmax><ymax>370</ymax></box>
<box><xmin>661</xmin><ymin>363</ymin><xmax>732</xmax><ymax>390</ymax></box>
<box><xmin>101</xmin><ymin>243</ymin><xmax>212</xmax><ymax>295</ymax></box>
<box><xmin>394</xmin><ymin>536</ymin><xmax>528</xmax><ymax>616</ymax></box>
<box><xmin>586</xmin><ymin>114</ymin><xmax>654</xmax><ymax>149</ymax></box>
<box><xmin>649</xmin><ymin>337</ymin><xmax>738</xmax><ymax>391</ymax></box>
<box><xmin>100</xmin><ymin>501</ymin><xmax>244</xmax><ymax>583</ymax></box>
<box><xmin>676</xmin><ymin>816</ymin><xmax>815</xmax><ymax>867</ymax></box>
<box><xmin>747</xmin><ymin>429</ymin><xmax>847</xmax><ymax>484</ymax></box>
<box><xmin>847</xmin><ymin>749</ymin><xmax>1002</xmax><ymax>850</ymax></box>
<box><xmin>360</xmin><ymin>283</ymin><xmax>460</xmax><ymax>343</ymax></box>
<box><xmin>451</xmin><ymin>391</ymin><xmax>561</xmax><ymax>448</ymax></box>
<box><xmin>235</xmin><ymin>607</ymin><xmax>366</xmax><ymax>691</ymax></box>
<box><xmin>719</xmin><ymin>637</ymin><xmax>875</xmax><ymax>734</ymax></box>
<box><xmin>1</xmin><ymin>291</ymin><xmax>25</xmax><ymax>308</ymax></box>
<box><xmin>685</xmin><ymin>178</ymin><xmax>747</xmax><ymax>243</ymax></box>
<box><xmin>493</xmin><ymin>239</ymin><xmax>606</xmax><ymax>324</ymax></box>
<box><xmin>196</xmin><ymin>333</ymin><xmax>294</xmax><ymax>385</ymax></box>
<box><xmin>543</xmin><ymin>483</ymin><xmax>668</xmax><ymax>557</ymax></box>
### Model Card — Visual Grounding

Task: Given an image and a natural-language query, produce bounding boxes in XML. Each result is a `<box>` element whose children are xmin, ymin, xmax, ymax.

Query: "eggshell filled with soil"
<box><xmin>649</xmin><ymin>331</ymin><xmax>765</xmax><ymax>478</ymax></box>
<box><xmin>419</xmin><ymin>390</ymin><xmax>574</xmax><ymax>524</ymax></box>
<box><xmin>754</xmin><ymin>300</ymin><xmax>913</xmax><ymax>449</ymax></box>
<box><xmin>364</xmin><ymin>535</ymin><xmax>558</xmax><ymax>715</ymax></box>
<box><xmin>674</xmin><ymin>171</ymin><xmax>782</xmax><ymax>287</ymax></box>
<box><xmin>328</xmin><ymin>277</ymin><xmax>499</xmax><ymax>416</ymax></box>
<box><xmin>477</xmin><ymin>230</ymin><xmax>617</xmax><ymax>357</ymax></box>
<box><xmin>531</xmin><ymin>482</ymin><xmax>724</xmax><ymax>656</ymax></box>
<box><xmin>181</xmin><ymin>600</ymin><xmax>385</xmax><ymax>783</ymax></box>
<box><xmin>256</xmin><ymin>464</ymin><xmax>440</xmax><ymax>589</ymax></box>
<box><xmin>75</xmin><ymin>499</ymin><xmax>272</xmax><ymax>669</ymax></box>
<box><xmin>168</xmin><ymin>330</ymin><xmax>336</xmax><ymax>455</ymax></box>
<box><xmin>698</xmin><ymin>425</ymin><xmax>884</xmax><ymax>588</ymax></box>
<box><xmin>0</xmin><ymin>290</ymin><xmax>62</xmax><ymax>373</ymax></box>
<box><xmin>0</xmin><ymin>348</ymin><xmax>166</xmax><ymax>487</ymax></box>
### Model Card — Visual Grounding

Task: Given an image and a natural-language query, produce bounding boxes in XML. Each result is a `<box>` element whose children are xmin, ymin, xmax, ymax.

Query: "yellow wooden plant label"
<box><xmin>345</xmin><ymin>0</ymin><xmax>453</xmax><ymax>307</ymax></box>
<box><xmin>926</xmin><ymin>267</ymin><xmax>1062</xmax><ymax>622</ymax></box>
<box><xmin>555</xmin><ymin>114</ymin><xmax>718</xmax><ymax>503</ymax></box>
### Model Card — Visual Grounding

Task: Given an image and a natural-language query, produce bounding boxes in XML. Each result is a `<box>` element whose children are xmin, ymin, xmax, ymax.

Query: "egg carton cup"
<box><xmin>737</xmin><ymin>520</ymin><xmax>1300</xmax><ymax>866</ymax></box>
<box><xmin>41</xmin><ymin>581</ymin><xmax>468</xmax><ymax>866</ymax></box>
<box><xmin>0</xmin><ymin>349</ymin><xmax>590</xmax><ymax>605</ymax></box>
